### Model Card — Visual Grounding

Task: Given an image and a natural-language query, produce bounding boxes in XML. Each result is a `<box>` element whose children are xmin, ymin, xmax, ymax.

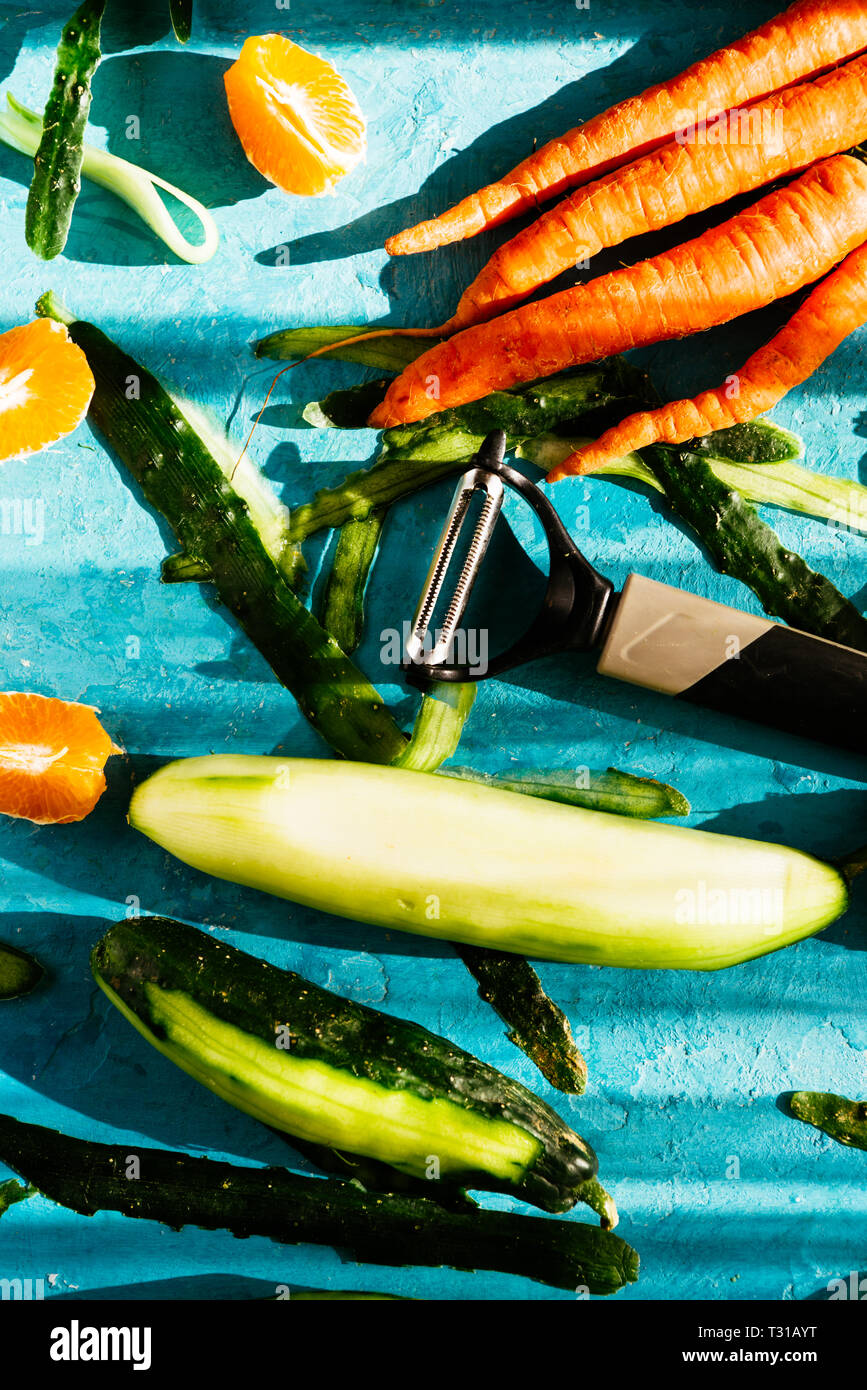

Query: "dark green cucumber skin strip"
<box><xmin>0</xmin><ymin>941</ymin><xmax>44</xmax><ymax>1000</ymax></box>
<box><xmin>788</xmin><ymin>1091</ymin><xmax>867</xmax><ymax>1150</ymax></box>
<box><xmin>26</xmin><ymin>0</ymin><xmax>106</xmax><ymax>259</ymax></box>
<box><xmin>691</xmin><ymin>420</ymin><xmax>800</xmax><ymax>465</ymax></box>
<box><xmin>455</xmin><ymin>946</ymin><xmax>588</xmax><ymax>1095</ymax></box>
<box><xmin>642</xmin><ymin>445</ymin><xmax>867</xmax><ymax>652</ymax></box>
<box><xmin>443</xmin><ymin>766</ymin><xmax>689</xmax><ymax>818</ymax></box>
<box><xmin>170</xmin><ymin>0</ymin><xmax>193</xmax><ymax>43</ymax></box>
<box><xmin>92</xmin><ymin>917</ymin><xmax>597</xmax><ymax>1211</ymax></box>
<box><xmin>290</xmin><ymin>369</ymin><xmax>641</xmax><ymax>542</ymax></box>
<box><xmin>0</xmin><ymin>1114</ymin><xmax>638</xmax><ymax>1295</ymax></box>
<box><xmin>290</xmin><ymin>456</ymin><xmax>462</xmax><ymax>541</ymax></box>
<box><xmin>40</xmin><ymin>307</ymin><xmax>405</xmax><ymax>764</ymax></box>
<box><xmin>319</xmin><ymin>509</ymin><xmax>386</xmax><ymax>654</ymax></box>
<box><xmin>0</xmin><ymin>1178</ymin><xmax>35</xmax><ymax>1217</ymax></box>
<box><xmin>255</xmin><ymin>327</ymin><xmax>441</xmax><ymax>373</ymax></box>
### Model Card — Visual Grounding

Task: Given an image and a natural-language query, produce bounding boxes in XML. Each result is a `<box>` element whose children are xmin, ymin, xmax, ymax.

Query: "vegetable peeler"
<box><xmin>403</xmin><ymin>430</ymin><xmax>867</xmax><ymax>755</ymax></box>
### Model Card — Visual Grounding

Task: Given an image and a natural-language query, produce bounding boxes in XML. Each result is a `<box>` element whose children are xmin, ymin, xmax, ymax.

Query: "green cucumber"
<box><xmin>0</xmin><ymin>1114</ymin><xmax>638</xmax><ymax>1294</ymax></box>
<box><xmin>128</xmin><ymin>755</ymin><xmax>847</xmax><ymax>970</ymax></box>
<box><xmin>788</xmin><ymin>1091</ymin><xmax>867</xmax><ymax>1150</ymax></box>
<box><xmin>26</xmin><ymin>0</ymin><xmax>106</xmax><ymax>259</ymax></box>
<box><xmin>92</xmin><ymin>917</ymin><xmax>598</xmax><ymax>1212</ymax></box>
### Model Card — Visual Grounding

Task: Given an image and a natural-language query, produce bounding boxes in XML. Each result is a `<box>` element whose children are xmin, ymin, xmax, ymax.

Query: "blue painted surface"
<box><xmin>0</xmin><ymin>0</ymin><xmax>865</xmax><ymax>1301</ymax></box>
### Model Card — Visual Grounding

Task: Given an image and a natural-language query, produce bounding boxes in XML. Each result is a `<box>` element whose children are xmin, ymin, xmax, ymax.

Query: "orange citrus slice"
<box><xmin>224</xmin><ymin>35</ymin><xmax>366</xmax><ymax>197</ymax></box>
<box><xmin>0</xmin><ymin>318</ymin><xmax>94</xmax><ymax>464</ymax></box>
<box><xmin>0</xmin><ymin>692</ymin><xmax>120</xmax><ymax>825</ymax></box>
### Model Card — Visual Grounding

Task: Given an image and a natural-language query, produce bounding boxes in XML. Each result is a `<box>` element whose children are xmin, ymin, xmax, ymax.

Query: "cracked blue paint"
<box><xmin>0</xmin><ymin>0</ymin><xmax>864</xmax><ymax>1302</ymax></box>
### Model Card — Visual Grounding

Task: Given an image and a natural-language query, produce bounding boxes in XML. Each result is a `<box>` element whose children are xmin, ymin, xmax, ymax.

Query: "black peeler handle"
<box><xmin>597</xmin><ymin>575</ymin><xmax>867</xmax><ymax>754</ymax></box>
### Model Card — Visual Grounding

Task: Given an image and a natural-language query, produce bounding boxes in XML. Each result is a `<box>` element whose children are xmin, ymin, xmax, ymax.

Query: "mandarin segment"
<box><xmin>0</xmin><ymin>691</ymin><xmax>119</xmax><ymax>824</ymax></box>
<box><xmin>0</xmin><ymin>318</ymin><xmax>94</xmax><ymax>463</ymax></box>
<box><xmin>224</xmin><ymin>34</ymin><xmax>366</xmax><ymax>197</ymax></box>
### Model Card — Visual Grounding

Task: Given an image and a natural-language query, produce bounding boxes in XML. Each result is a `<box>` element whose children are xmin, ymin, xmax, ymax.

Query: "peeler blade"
<box><xmin>405</xmin><ymin>430</ymin><xmax>508</xmax><ymax>670</ymax></box>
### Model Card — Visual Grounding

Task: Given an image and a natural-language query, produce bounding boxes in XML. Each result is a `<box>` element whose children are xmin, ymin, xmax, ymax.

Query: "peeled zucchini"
<box><xmin>128</xmin><ymin>756</ymin><xmax>848</xmax><ymax>971</ymax></box>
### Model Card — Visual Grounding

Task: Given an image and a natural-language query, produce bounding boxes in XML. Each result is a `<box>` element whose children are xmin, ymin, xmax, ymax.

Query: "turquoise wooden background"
<box><xmin>0</xmin><ymin>0</ymin><xmax>864</xmax><ymax>1300</ymax></box>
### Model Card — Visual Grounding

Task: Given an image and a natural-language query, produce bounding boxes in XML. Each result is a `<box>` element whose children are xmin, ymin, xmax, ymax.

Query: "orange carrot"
<box><xmin>367</xmin><ymin>156</ymin><xmax>867</xmax><ymax>429</ymax></box>
<box><xmin>546</xmin><ymin>241</ymin><xmax>867</xmax><ymax>481</ymax></box>
<box><xmin>386</xmin><ymin>0</ymin><xmax>867</xmax><ymax>256</ymax></box>
<box><xmin>449</xmin><ymin>55</ymin><xmax>867</xmax><ymax>329</ymax></box>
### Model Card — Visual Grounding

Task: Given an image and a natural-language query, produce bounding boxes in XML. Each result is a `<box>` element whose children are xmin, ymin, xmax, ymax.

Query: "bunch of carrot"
<box><xmin>327</xmin><ymin>0</ymin><xmax>867</xmax><ymax>471</ymax></box>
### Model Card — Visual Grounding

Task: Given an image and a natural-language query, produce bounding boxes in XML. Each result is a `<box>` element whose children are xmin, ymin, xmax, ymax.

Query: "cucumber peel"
<box><xmin>443</xmin><ymin>766</ymin><xmax>690</xmax><ymax>818</ymax></box>
<box><xmin>255</xmin><ymin>325</ymin><xmax>442</xmax><ymax>372</ymax></box>
<box><xmin>170</xmin><ymin>0</ymin><xmax>193</xmax><ymax>44</ymax></box>
<box><xmin>455</xmin><ymin>944</ymin><xmax>589</xmax><ymax>1095</ymax></box>
<box><xmin>318</xmin><ymin>509</ymin><xmax>386</xmax><ymax>653</ymax></box>
<box><xmin>25</xmin><ymin>0</ymin><xmax>106</xmax><ymax>259</ymax></box>
<box><xmin>642</xmin><ymin>444</ymin><xmax>867</xmax><ymax>651</ymax></box>
<box><xmin>0</xmin><ymin>1112</ymin><xmax>639</xmax><ymax>1294</ymax></box>
<box><xmin>788</xmin><ymin>1091</ymin><xmax>867</xmax><ymax>1150</ymax></box>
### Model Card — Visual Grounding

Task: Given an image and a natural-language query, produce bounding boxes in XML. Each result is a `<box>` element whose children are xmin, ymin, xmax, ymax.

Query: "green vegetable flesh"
<box><xmin>641</xmin><ymin>445</ymin><xmax>867</xmax><ymax>651</ymax></box>
<box><xmin>128</xmin><ymin>756</ymin><xmax>847</xmax><ymax>970</ymax></box>
<box><xmin>0</xmin><ymin>941</ymin><xmax>43</xmax><ymax>1000</ymax></box>
<box><xmin>36</xmin><ymin>295</ymin><xmax>406</xmax><ymax>765</ymax></box>
<box><xmin>789</xmin><ymin>1091</ymin><xmax>867</xmax><ymax>1150</ymax></box>
<box><xmin>319</xmin><ymin>509</ymin><xmax>386</xmax><ymax>653</ymax></box>
<box><xmin>26</xmin><ymin>0</ymin><xmax>106</xmax><ymax>259</ymax></box>
<box><xmin>170</xmin><ymin>0</ymin><xmax>193</xmax><ymax>43</ymax></box>
<box><xmin>443</xmin><ymin>766</ymin><xmax>690</xmax><ymax>818</ymax></box>
<box><xmin>0</xmin><ymin>1114</ymin><xmax>638</xmax><ymax>1294</ymax></box>
<box><xmin>455</xmin><ymin>944</ymin><xmax>588</xmax><ymax>1094</ymax></box>
<box><xmin>92</xmin><ymin>917</ymin><xmax>598</xmax><ymax>1212</ymax></box>
<box><xmin>395</xmin><ymin>683</ymin><xmax>477</xmax><ymax>772</ymax></box>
